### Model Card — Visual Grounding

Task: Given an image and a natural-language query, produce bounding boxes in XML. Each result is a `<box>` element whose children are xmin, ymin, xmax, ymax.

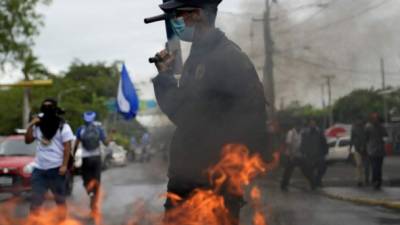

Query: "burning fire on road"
<box><xmin>0</xmin><ymin>144</ymin><xmax>278</xmax><ymax>225</ymax></box>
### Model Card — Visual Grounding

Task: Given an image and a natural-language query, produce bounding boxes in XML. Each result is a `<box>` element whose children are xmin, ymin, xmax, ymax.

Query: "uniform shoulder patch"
<box><xmin>195</xmin><ymin>64</ymin><xmax>206</xmax><ymax>80</ymax></box>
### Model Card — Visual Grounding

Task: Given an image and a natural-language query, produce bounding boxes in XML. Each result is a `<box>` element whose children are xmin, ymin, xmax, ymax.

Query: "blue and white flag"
<box><xmin>117</xmin><ymin>64</ymin><xmax>139</xmax><ymax>120</ymax></box>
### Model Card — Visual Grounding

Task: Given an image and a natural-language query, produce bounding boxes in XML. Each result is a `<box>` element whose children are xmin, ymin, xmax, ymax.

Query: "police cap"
<box><xmin>159</xmin><ymin>0</ymin><xmax>222</xmax><ymax>12</ymax></box>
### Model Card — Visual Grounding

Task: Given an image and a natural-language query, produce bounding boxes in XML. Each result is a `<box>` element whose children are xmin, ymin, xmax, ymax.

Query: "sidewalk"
<box><xmin>272</xmin><ymin>156</ymin><xmax>400</xmax><ymax>210</ymax></box>
<box><xmin>383</xmin><ymin>156</ymin><xmax>400</xmax><ymax>186</ymax></box>
<box><xmin>321</xmin><ymin>187</ymin><xmax>400</xmax><ymax>210</ymax></box>
<box><xmin>319</xmin><ymin>156</ymin><xmax>400</xmax><ymax>210</ymax></box>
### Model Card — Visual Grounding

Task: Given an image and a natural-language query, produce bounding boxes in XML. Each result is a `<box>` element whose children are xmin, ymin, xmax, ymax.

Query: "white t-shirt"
<box><xmin>33</xmin><ymin>124</ymin><xmax>74</xmax><ymax>170</ymax></box>
<box><xmin>286</xmin><ymin>128</ymin><xmax>302</xmax><ymax>156</ymax></box>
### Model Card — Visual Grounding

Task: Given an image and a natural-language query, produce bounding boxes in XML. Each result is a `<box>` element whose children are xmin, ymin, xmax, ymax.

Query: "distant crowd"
<box><xmin>278</xmin><ymin>113</ymin><xmax>387</xmax><ymax>191</ymax></box>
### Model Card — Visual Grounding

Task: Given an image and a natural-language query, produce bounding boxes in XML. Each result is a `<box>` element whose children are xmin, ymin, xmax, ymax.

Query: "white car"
<box><xmin>110</xmin><ymin>145</ymin><xmax>127</xmax><ymax>167</ymax></box>
<box><xmin>326</xmin><ymin>136</ymin><xmax>354</xmax><ymax>162</ymax></box>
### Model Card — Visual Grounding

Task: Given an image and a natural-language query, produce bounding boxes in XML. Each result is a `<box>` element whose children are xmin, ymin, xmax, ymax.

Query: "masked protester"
<box><xmin>73</xmin><ymin>111</ymin><xmax>109</xmax><ymax>217</ymax></box>
<box><xmin>152</xmin><ymin>0</ymin><xmax>272</xmax><ymax>223</ymax></box>
<box><xmin>25</xmin><ymin>98</ymin><xmax>74</xmax><ymax>218</ymax></box>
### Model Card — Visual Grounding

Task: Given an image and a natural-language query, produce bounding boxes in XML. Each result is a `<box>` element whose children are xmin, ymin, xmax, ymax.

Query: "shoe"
<box><xmin>357</xmin><ymin>182</ymin><xmax>363</xmax><ymax>187</ymax></box>
<box><xmin>280</xmin><ymin>186</ymin><xmax>288</xmax><ymax>192</ymax></box>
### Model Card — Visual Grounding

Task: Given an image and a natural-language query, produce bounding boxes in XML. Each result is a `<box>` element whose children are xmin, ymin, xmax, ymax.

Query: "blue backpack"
<box><xmin>81</xmin><ymin>124</ymin><xmax>101</xmax><ymax>151</ymax></box>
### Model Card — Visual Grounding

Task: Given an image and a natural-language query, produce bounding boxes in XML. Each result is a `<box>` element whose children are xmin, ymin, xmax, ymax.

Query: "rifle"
<box><xmin>144</xmin><ymin>0</ymin><xmax>183</xmax><ymax>75</ymax></box>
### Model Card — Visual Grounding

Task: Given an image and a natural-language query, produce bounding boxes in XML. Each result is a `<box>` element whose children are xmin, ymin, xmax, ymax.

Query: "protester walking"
<box><xmin>25</xmin><ymin>98</ymin><xmax>74</xmax><ymax>219</ymax></box>
<box><xmin>350</xmin><ymin>119</ymin><xmax>369</xmax><ymax>186</ymax></box>
<box><xmin>73</xmin><ymin>111</ymin><xmax>109</xmax><ymax>216</ymax></box>
<box><xmin>281</xmin><ymin>121</ymin><xmax>315</xmax><ymax>191</ymax></box>
<box><xmin>300</xmin><ymin>119</ymin><xmax>329</xmax><ymax>188</ymax></box>
<box><xmin>151</xmin><ymin>0</ymin><xmax>272</xmax><ymax>223</ymax></box>
<box><xmin>365</xmin><ymin>113</ymin><xmax>388</xmax><ymax>190</ymax></box>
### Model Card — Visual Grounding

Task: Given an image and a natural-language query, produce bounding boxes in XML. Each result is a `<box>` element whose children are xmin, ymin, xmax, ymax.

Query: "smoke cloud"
<box><xmin>219</xmin><ymin>0</ymin><xmax>400</xmax><ymax>107</ymax></box>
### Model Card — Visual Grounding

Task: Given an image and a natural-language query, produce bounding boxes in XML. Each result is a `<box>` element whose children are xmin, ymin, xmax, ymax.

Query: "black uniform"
<box><xmin>153</xmin><ymin>29</ymin><xmax>271</xmax><ymax>216</ymax></box>
<box><xmin>300</xmin><ymin>127</ymin><xmax>328</xmax><ymax>187</ymax></box>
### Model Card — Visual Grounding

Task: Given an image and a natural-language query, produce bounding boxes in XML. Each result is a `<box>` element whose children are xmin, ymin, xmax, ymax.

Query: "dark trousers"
<box><xmin>363</xmin><ymin>153</ymin><xmax>371</xmax><ymax>184</ymax></box>
<box><xmin>31</xmin><ymin>167</ymin><xmax>66</xmax><ymax>212</ymax></box>
<box><xmin>281</xmin><ymin>157</ymin><xmax>315</xmax><ymax>189</ymax></box>
<box><xmin>369</xmin><ymin>156</ymin><xmax>384</xmax><ymax>187</ymax></box>
<box><xmin>81</xmin><ymin>156</ymin><xmax>102</xmax><ymax>210</ymax></box>
<box><xmin>164</xmin><ymin>179</ymin><xmax>243</xmax><ymax>225</ymax></box>
<box><xmin>312</xmin><ymin>158</ymin><xmax>327</xmax><ymax>186</ymax></box>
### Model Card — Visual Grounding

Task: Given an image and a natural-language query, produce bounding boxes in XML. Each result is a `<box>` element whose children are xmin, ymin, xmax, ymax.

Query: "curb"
<box><xmin>320</xmin><ymin>190</ymin><xmax>400</xmax><ymax>211</ymax></box>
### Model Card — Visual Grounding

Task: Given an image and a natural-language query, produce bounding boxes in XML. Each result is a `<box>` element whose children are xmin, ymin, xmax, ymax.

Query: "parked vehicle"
<box><xmin>109</xmin><ymin>144</ymin><xmax>127</xmax><ymax>167</ymax></box>
<box><xmin>134</xmin><ymin>145</ymin><xmax>152</xmax><ymax>163</ymax></box>
<box><xmin>0</xmin><ymin>136</ymin><xmax>36</xmax><ymax>195</ymax></box>
<box><xmin>326</xmin><ymin>136</ymin><xmax>354</xmax><ymax>162</ymax></box>
<box><xmin>0</xmin><ymin>135</ymin><xmax>73</xmax><ymax>196</ymax></box>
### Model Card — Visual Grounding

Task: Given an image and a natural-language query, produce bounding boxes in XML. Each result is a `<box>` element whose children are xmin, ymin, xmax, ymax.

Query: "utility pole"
<box><xmin>22</xmin><ymin>88</ymin><xmax>31</xmax><ymax>129</ymax></box>
<box><xmin>323</xmin><ymin>75</ymin><xmax>335</xmax><ymax>126</ymax></box>
<box><xmin>381</xmin><ymin>58</ymin><xmax>388</xmax><ymax>123</ymax></box>
<box><xmin>264</xmin><ymin>0</ymin><xmax>275</xmax><ymax>117</ymax></box>
<box><xmin>321</xmin><ymin>84</ymin><xmax>326</xmax><ymax>109</ymax></box>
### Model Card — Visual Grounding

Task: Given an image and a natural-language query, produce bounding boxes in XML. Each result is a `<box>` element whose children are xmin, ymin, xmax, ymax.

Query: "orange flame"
<box><xmin>0</xmin><ymin>199</ymin><xmax>84</xmax><ymax>225</ymax></box>
<box><xmin>86</xmin><ymin>179</ymin><xmax>104</xmax><ymax>225</ymax></box>
<box><xmin>0</xmin><ymin>144</ymin><xmax>278</xmax><ymax>225</ymax></box>
<box><xmin>250</xmin><ymin>187</ymin><xmax>267</xmax><ymax>225</ymax></box>
<box><xmin>159</xmin><ymin>144</ymin><xmax>277</xmax><ymax>225</ymax></box>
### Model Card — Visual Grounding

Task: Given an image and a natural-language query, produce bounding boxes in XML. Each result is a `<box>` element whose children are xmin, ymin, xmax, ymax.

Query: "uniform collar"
<box><xmin>191</xmin><ymin>28</ymin><xmax>225</xmax><ymax>54</ymax></box>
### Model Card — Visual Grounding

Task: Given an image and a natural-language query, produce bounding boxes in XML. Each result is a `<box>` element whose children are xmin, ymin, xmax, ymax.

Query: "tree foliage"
<box><xmin>333</xmin><ymin>88</ymin><xmax>400</xmax><ymax>123</ymax></box>
<box><xmin>0</xmin><ymin>0</ymin><xmax>51</xmax><ymax>68</ymax></box>
<box><xmin>333</xmin><ymin>89</ymin><xmax>384</xmax><ymax>123</ymax></box>
<box><xmin>0</xmin><ymin>61</ymin><xmax>120</xmax><ymax>134</ymax></box>
<box><xmin>277</xmin><ymin>101</ymin><xmax>329</xmax><ymax>130</ymax></box>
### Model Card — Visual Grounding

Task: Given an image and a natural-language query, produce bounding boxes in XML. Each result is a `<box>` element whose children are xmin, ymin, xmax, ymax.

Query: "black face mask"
<box><xmin>39</xmin><ymin>104</ymin><xmax>61</xmax><ymax>140</ymax></box>
<box><xmin>40</xmin><ymin>105</ymin><xmax>58</xmax><ymax>118</ymax></box>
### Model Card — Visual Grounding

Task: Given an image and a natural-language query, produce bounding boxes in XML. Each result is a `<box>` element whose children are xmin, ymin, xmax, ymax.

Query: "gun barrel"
<box><xmin>144</xmin><ymin>14</ymin><xmax>167</xmax><ymax>24</ymax></box>
<box><xmin>148</xmin><ymin>57</ymin><xmax>159</xmax><ymax>64</ymax></box>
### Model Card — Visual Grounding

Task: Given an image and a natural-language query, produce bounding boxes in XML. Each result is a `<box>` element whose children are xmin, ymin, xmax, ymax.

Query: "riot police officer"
<box><xmin>152</xmin><ymin>0</ymin><xmax>272</xmax><ymax>223</ymax></box>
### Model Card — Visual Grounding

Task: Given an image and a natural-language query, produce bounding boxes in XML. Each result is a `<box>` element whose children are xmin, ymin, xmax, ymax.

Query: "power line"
<box><xmin>275</xmin><ymin>0</ymin><xmax>394</xmax><ymax>49</ymax></box>
<box><xmin>306</xmin><ymin>0</ymin><xmax>394</xmax><ymax>33</ymax></box>
<box><xmin>275</xmin><ymin>52</ymin><xmax>400</xmax><ymax>75</ymax></box>
<box><xmin>272</xmin><ymin>2</ymin><xmax>331</xmax><ymax>26</ymax></box>
<box><xmin>275</xmin><ymin>0</ymin><xmax>333</xmax><ymax>35</ymax></box>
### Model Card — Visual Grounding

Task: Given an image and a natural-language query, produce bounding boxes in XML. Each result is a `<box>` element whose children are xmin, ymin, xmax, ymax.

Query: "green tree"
<box><xmin>31</xmin><ymin>61</ymin><xmax>120</xmax><ymax>130</ymax></box>
<box><xmin>277</xmin><ymin>101</ymin><xmax>329</xmax><ymax>130</ymax></box>
<box><xmin>333</xmin><ymin>89</ymin><xmax>384</xmax><ymax>123</ymax></box>
<box><xmin>0</xmin><ymin>0</ymin><xmax>51</xmax><ymax>67</ymax></box>
<box><xmin>0</xmin><ymin>87</ymin><xmax>23</xmax><ymax>134</ymax></box>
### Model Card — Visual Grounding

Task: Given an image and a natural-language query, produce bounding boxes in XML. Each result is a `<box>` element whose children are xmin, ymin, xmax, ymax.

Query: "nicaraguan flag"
<box><xmin>117</xmin><ymin>64</ymin><xmax>139</xmax><ymax>120</ymax></box>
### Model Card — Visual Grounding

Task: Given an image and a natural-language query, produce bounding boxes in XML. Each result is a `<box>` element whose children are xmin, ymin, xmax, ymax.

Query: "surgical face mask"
<box><xmin>170</xmin><ymin>17</ymin><xmax>195</xmax><ymax>42</ymax></box>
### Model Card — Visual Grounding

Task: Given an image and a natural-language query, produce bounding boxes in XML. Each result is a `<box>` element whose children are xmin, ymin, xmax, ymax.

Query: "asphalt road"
<box><xmin>1</xmin><ymin>156</ymin><xmax>399</xmax><ymax>225</ymax></box>
<box><xmin>244</xmin><ymin>180</ymin><xmax>400</xmax><ymax>225</ymax></box>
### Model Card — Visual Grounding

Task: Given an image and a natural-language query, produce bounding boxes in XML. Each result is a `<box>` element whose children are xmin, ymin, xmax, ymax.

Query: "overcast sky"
<box><xmin>1</xmin><ymin>0</ymin><xmax>399</xmax><ymax>105</ymax></box>
<box><xmin>0</xmin><ymin>0</ymin><xmax>248</xmax><ymax>99</ymax></box>
<box><xmin>1</xmin><ymin>0</ymin><xmax>243</xmax><ymax>80</ymax></box>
